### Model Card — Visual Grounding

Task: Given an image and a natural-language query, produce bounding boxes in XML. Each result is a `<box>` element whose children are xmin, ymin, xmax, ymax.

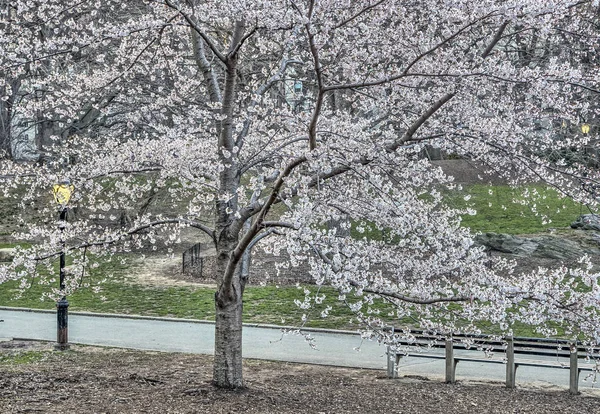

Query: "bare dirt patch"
<box><xmin>125</xmin><ymin>255</ymin><xmax>216</xmax><ymax>288</ymax></box>
<box><xmin>1</xmin><ymin>340</ymin><xmax>598</xmax><ymax>414</ymax></box>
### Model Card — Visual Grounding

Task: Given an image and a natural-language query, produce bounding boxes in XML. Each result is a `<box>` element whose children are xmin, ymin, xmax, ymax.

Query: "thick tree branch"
<box><xmin>307</xmin><ymin>92</ymin><xmax>455</xmax><ymax>187</ymax></box>
<box><xmin>305</xmin><ymin>1</ymin><xmax>325</xmax><ymax>151</ymax></box>
<box><xmin>190</xmin><ymin>27</ymin><xmax>223</xmax><ymax>102</ymax></box>
<box><xmin>228</xmin><ymin>25</ymin><xmax>257</xmax><ymax>59</ymax></box>
<box><xmin>219</xmin><ymin>20</ymin><xmax>245</xmax><ymax>151</ymax></box>
<box><xmin>262</xmin><ymin>221</ymin><xmax>297</xmax><ymax>229</ymax></box>
<box><xmin>481</xmin><ymin>21</ymin><xmax>509</xmax><ymax>58</ymax></box>
<box><xmin>222</xmin><ymin>154</ymin><xmax>308</xmax><ymax>293</ymax></box>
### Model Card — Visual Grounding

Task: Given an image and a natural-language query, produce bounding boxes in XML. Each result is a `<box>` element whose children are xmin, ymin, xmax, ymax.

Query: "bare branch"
<box><xmin>247</xmin><ymin>228</ymin><xmax>284</xmax><ymax>251</ymax></box>
<box><xmin>262</xmin><ymin>221</ymin><xmax>297</xmax><ymax>229</ymax></box>
<box><xmin>241</xmin><ymin>136</ymin><xmax>308</xmax><ymax>174</ymax></box>
<box><xmin>101</xmin><ymin>35</ymin><xmax>160</xmax><ymax>89</ymax></box>
<box><xmin>163</xmin><ymin>0</ymin><xmax>227</xmax><ymax>63</ymax></box>
<box><xmin>33</xmin><ymin>218</ymin><xmax>215</xmax><ymax>261</ymax></box>
<box><xmin>308</xmin><ymin>92</ymin><xmax>455</xmax><ymax>186</ymax></box>
<box><xmin>333</xmin><ymin>0</ymin><xmax>388</xmax><ymax>30</ymax></box>
<box><xmin>324</xmin><ymin>12</ymin><xmax>498</xmax><ymax>92</ymax></box>
<box><xmin>87</xmin><ymin>167</ymin><xmax>163</xmax><ymax>180</ymax></box>
<box><xmin>362</xmin><ymin>287</ymin><xmax>471</xmax><ymax>305</ymax></box>
<box><xmin>481</xmin><ymin>21</ymin><xmax>509</xmax><ymax>58</ymax></box>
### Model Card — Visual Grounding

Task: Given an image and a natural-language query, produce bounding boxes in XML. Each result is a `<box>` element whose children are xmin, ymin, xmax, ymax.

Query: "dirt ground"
<box><xmin>1</xmin><ymin>340</ymin><xmax>599</xmax><ymax>414</ymax></box>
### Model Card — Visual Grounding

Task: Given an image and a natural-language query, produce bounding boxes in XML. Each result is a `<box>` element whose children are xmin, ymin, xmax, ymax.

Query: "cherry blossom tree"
<box><xmin>1</xmin><ymin>0</ymin><xmax>600</xmax><ymax>388</ymax></box>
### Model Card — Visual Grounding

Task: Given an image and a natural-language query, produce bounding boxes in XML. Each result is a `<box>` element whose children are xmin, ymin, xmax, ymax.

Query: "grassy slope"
<box><xmin>0</xmin><ymin>256</ymin><xmax>370</xmax><ymax>329</ymax></box>
<box><xmin>447</xmin><ymin>184</ymin><xmax>588</xmax><ymax>234</ymax></box>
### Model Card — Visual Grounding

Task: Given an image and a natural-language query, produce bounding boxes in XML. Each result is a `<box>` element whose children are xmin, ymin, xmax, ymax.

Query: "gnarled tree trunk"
<box><xmin>213</xmin><ymin>285</ymin><xmax>244</xmax><ymax>388</ymax></box>
<box><xmin>212</xmin><ymin>237</ymin><xmax>245</xmax><ymax>388</ymax></box>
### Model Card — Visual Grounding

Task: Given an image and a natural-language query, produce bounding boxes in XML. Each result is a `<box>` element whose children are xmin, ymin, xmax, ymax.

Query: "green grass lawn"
<box><xmin>446</xmin><ymin>184</ymin><xmax>589</xmax><ymax>234</ymax></box>
<box><xmin>0</xmin><ymin>258</ymin><xmax>559</xmax><ymax>337</ymax></box>
<box><xmin>0</xmin><ymin>255</ymin><xmax>372</xmax><ymax>329</ymax></box>
<box><xmin>346</xmin><ymin>184</ymin><xmax>589</xmax><ymax>241</ymax></box>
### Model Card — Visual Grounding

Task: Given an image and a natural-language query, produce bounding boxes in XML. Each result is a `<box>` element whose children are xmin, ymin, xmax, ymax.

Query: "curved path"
<box><xmin>1</xmin><ymin>307</ymin><xmax>597</xmax><ymax>393</ymax></box>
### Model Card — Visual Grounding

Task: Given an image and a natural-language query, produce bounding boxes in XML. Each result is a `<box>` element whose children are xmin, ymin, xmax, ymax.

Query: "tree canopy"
<box><xmin>1</xmin><ymin>0</ymin><xmax>599</xmax><ymax>388</ymax></box>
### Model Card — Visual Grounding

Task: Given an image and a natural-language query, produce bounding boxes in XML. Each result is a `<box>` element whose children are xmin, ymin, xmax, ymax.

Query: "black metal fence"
<box><xmin>182</xmin><ymin>242</ymin><xmax>206</xmax><ymax>275</ymax></box>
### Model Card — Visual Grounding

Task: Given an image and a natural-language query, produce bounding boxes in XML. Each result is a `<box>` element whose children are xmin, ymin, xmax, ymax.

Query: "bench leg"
<box><xmin>570</xmin><ymin>343</ymin><xmax>579</xmax><ymax>395</ymax></box>
<box><xmin>445</xmin><ymin>339</ymin><xmax>456</xmax><ymax>383</ymax></box>
<box><xmin>386</xmin><ymin>346</ymin><xmax>395</xmax><ymax>378</ymax></box>
<box><xmin>506</xmin><ymin>337</ymin><xmax>516</xmax><ymax>388</ymax></box>
<box><xmin>387</xmin><ymin>348</ymin><xmax>402</xmax><ymax>379</ymax></box>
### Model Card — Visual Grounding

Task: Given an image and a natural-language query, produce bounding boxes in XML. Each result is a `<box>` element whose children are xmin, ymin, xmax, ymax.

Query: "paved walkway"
<box><xmin>1</xmin><ymin>307</ymin><xmax>598</xmax><ymax>392</ymax></box>
<box><xmin>0</xmin><ymin>307</ymin><xmax>386</xmax><ymax>368</ymax></box>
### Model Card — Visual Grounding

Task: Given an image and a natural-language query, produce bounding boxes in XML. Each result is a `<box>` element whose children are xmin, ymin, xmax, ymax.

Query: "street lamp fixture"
<box><xmin>581</xmin><ymin>124</ymin><xmax>590</xmax><ymax>134</ymax></box>
<box><xmin>52</xmin><ymin>179</ymin><xmax>74</xmax><ymax>350</ymax></box>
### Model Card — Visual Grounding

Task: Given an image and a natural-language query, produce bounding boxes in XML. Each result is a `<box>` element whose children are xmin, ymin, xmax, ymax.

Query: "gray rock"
<box><xmin>0</xmin><ymin>248</ymin><xmax>14</xmax><ymax>262</ymax></box>
<box><xmin>475</xmin><ymin>232</ymin><xmax>594</xmax><ymax>261</ymax></box>
<box><xmin>571</xmin><ymin>214</ymin><xmax>600</xmax><ymax>231</ymax></box>
<box><xmin>475</xmin><ymin>233</ymin><xmax>538</xmax><ymax>256</ymax></box>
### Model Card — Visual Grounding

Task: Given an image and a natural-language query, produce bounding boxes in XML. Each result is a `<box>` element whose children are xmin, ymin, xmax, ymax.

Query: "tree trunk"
<box><xmin>0</xmin><ymin>90</ymin><xmax>13</xmax><ymax>159</ymax></box>
<box><xmin>211</xmin><ymin>19</ymin><xmax>246</xmax><ymax>389</ymax></box>
<box><xmin>212</xmin><ymin>240</ymin><xmax>245</xmax><ymax>388</ymax></box>
<box><xmin>213</xmin><ymin>288</ymin><xmax>244</xmax><ymax>388</ymax></box>
<box><xmin>0</xmin><ymin>78</ymin><xmax>21</xmax><ymax>160</ymax></box>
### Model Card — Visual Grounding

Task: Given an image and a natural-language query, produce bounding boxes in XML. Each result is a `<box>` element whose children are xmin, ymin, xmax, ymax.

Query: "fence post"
<box><xmin>445</xmin><ymin>338</ymin><xmax>455</xmax><ymax>383</ymax></box>
<box><xmin>386</xmin><ymin>327</ymin><xmax>396</xmax><ymax>379</ymax></box>
<box><xmin>506</xmin><ymin>336</ymin><xmax>516</xmax><ymax>388</ymax></box>
<box><xmin>182</xmin><ymin>251</ymin><xmax>185</xmax><ymax>274</ymax></box>
<box><xmin>387</xmin><ymin>345</ymin><xmax>396</xmax><ymax>378</ymax></box>
<box><xmin>569</xmin><ymin>342</ymin><xmax>579</xmax><ymax>395</ymax></box>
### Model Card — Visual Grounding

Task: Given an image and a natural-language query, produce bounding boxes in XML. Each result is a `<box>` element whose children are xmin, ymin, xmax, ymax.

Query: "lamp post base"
<box><xmin>54</xmin><ymin>343</ymin><xmax>70</xmax><ymax>351</ymax></box>
<box><xmin>56</xmin><ymin>298</ymin><xmax>70</xmax><ymax>351</ymax></box>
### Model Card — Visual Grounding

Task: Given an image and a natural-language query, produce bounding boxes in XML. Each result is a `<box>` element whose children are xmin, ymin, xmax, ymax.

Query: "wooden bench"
<box><xmin>386</xmin><ymin>333</ymin><xmax>598</xmax><ymax>394</ymax></box>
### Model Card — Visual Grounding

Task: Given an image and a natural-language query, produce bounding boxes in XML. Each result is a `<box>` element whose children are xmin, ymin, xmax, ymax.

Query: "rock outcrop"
<box><xmin>475</xmin><ymin>232</ymin><xmax>599</xmax><ymax>260</ymax></box>
<box><xmin>571</xmin><ymin>214</ymin><xmax>600</xmax><ymax>231</ymax></box>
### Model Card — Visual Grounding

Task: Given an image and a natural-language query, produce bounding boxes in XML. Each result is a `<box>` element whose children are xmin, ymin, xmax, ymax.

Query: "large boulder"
<box><xmin>571</xmin><ymin>214</ymin><xmax>600</xmax><ymax>231</ymax></box>
<box><xmin>475</xmin><ymin>233</ymin><xmax>596</xmax><ymax>260</ymax></box>
<box><xmin>0</xmin><ymin>248</ymin><xmax>14</xmax><ymax>262</ymax></box>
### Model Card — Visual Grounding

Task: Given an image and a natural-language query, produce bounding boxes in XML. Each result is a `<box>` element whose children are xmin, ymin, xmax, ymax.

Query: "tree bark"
<box><xmin>213</xmin><ymin>287</ymin><xmax>244</xmax><ymax>388</ymax></box>
<box><xmin>0</xmin><ymin>103</ymin><xmax>12</xmax><ymax>159</ymax></box>
<box><xmin>0</xmin><ymin>81</ymin><xmax>16</xmax><ymax>159</ymax></box>
<box><xmin>213</xmin><ymin>242</ymin><xmax>245</xmax><ymax>388</ymax></box>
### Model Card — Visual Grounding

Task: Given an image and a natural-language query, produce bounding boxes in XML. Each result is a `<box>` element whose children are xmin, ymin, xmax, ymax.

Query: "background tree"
<box><xmin>1</xmin><ymin>0</ymin><xmax>600</xmax><ymax>389</ymax></box>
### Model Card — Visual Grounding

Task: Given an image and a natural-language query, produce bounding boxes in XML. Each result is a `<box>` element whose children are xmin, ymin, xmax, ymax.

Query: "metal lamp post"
<box><xmin>53</xmin><ymin>179</ymin><xmax>74</xmax><ymax>350</ymax></box>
